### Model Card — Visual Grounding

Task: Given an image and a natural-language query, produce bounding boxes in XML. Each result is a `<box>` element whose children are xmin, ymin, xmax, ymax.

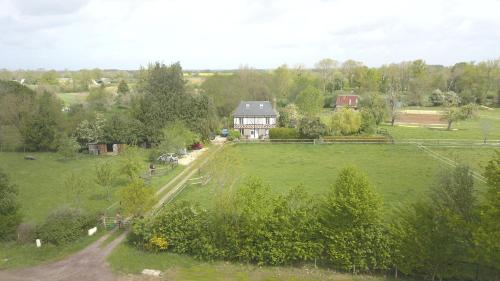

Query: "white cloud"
<box><xmin>0</xmin><ymin>0</ymin><xmax>499</xmax><ymax>69</ymax></box>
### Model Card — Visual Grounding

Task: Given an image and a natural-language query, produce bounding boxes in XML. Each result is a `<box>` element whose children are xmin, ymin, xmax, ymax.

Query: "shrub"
<box><xmin>227</xmin><ymin>130</ymin><xmax>240</xmax><ymax>141</ymax></box>
<box><xmin>269</xmin><ymin>128</ymin><xmax>298</xmax><ymax>139</ymax></box>
<box><xmin>0</xmin><ymin>169</ymin><xmax>22</xmax><ymax>241</ymax></box>
<box><xmin>330</xmin><ymin>108</ymin><xmax>361</xmax><ymax>135</ymax></box>
<box><xmin>298</xmin><ymin>117</ymin><xmax>327</xmax><ymax>139</ymax></box>
<box><xmin>17</xmin><ymin>223</ymin><xmax>37</xmax><ymax>244</ymax></box>
<box><xmin>37</xmin><ymin>207</ymin><xmax>96</xmax><ymax>245</ymax></box>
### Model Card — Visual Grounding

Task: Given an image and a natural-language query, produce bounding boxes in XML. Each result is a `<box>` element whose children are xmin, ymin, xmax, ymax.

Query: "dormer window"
<box><xmin>259</xmin><ymin>104</ymin><xmax>263</xmax><ymax>109</ymax></box>
<box><xmin>245</xmin><ymin>104</ymin><xmax>250</xmax><ymax>108</ymax></box>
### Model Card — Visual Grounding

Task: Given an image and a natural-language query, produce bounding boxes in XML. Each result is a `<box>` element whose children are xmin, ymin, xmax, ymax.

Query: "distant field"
<box><xmin>175</xmin><ymin>144</ymin><xmax>489</xmax><ymax>212</ymax></box>
<box><xmin>56</xmin><ymin>92</ymin><xmax>89</xmax><ymax>105</ymax></box>
<box><xmin>321</xmin><ymin>108</ymin><xmax>500</xmax><ymax>140</ymax></box>
<box><xmin>0</xmin><ymin>152</ymin><xmax>183</xmax><ymax>223</ymax></box>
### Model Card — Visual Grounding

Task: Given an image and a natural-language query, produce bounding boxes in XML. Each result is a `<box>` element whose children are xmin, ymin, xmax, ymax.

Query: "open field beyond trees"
<box><xmin>175</xmin><ymin>144</ymin><xmax>491</xmax><ymax>211</ymax></box>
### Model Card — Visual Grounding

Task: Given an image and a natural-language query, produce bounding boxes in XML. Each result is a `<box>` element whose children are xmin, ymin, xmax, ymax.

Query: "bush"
<box><xmin>269</xmin><ymin>128</ymin><xmax>298</xmax><ymax>139</ymax></box>
<box><xmin>37</xmin><ymin>207</ymin><xmax>96</xmax><ymax>245</ymax></box>
<box><xmin>17</xmin><ymin>223</ymin><xmax>37</xmax><ymax>244</ymax></box>
<box><xmin>227</xmin><ymin>130</ymin><xmax>240</xmax><ymax>141</ymax></box>
<box><xmin>298</xmin><ymin>117</ymin><xmax>327</xmax><ymax>139</ymax></box>
<box><xmin>0</xmin><ymin>169</ymin><xmax>22</xmax><ymax>241</ymax></box>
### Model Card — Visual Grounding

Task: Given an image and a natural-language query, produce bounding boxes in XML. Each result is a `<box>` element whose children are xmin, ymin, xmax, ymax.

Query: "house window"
<box><xmin>239</xmin><ymin>117</ymin><xmax>243</xmax><ymax>124</ymax></box>
<box><xmin>266</xmin><ymin>117</ymin><xmax>270</xmax><ymax>124</ymax></box>
<box><xmin>259</xmin><ymin>104</ymin><xmax>263</xmax><ymax>109</ymax></box>
<box><xmin>239</xmin><ymin>129</ymin><xmax>244</xmax><ymax>135</ymax></box>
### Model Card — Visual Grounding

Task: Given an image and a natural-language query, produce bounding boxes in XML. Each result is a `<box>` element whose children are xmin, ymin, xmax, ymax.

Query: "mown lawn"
<box><xmin>109</xmin><ymin>243</ymin><xmax>391</xmax><ymax>281</ymax></box>
<box><xmin>175</xmin><ymin>143</ymin><xmax>489</xmax><ymax>212</ymax></box>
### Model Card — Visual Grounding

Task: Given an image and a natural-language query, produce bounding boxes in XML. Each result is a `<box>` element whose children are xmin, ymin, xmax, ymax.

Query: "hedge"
<box><xmin>269</xmin><ymin>128</ymin><xmax>299</xmax><ymax>139</ymax></box>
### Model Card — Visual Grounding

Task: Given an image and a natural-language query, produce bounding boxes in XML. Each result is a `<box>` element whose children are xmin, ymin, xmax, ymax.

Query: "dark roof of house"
<box><xmin>335</xmin><ymin>95</ymin><xmax>359</xmax><ymax>107</ymax></box>
<box><xmin>234</xmin><ymin>101</ymin><xmax>277</xmax><ymax>117</ymax></box>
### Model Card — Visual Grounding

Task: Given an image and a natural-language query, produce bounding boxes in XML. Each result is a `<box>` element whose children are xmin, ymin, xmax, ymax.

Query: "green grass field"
<box><xmin>108</xmin><ymin>243</ymin><xmax>390</xmax><ymax>281</ymax></box>
<box><xmin>175</xmin><ymin>144</ymin><xmax>489</xmax><ymax>212</ymax></box>
<box><xmin>0</xmin><ymin>150</ymin><xmax>184</xmax><ymax>269</ymax></box>
<box><xmin>0</xmin><ymin>151</ymin><xmax>183</xmax><ymax>223</ymax></box>
<box><xmin>56</xmin><ymin>92</ymin><xmax>89</xmax><ymax>106</ymax></box>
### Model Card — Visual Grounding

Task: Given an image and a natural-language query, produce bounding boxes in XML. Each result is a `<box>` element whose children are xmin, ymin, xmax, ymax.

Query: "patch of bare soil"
<box><xmin>396</xmin><ymin>110</ymin><xmax>446</xmax><ymax>126</ymax></box>
<box><xmin>0</xmin><ymin>231</ymin><xmax>127</xmax><ymax>281</ymax></box>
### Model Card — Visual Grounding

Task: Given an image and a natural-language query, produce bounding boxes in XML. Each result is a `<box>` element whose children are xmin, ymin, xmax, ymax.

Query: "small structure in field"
<box><xmin>88</xmin><ymin>143</ymin><xmax>126</xmax><ymax>155</ymax></box>
<box><xmin>233</xmin><ymin>101</ymin><xmax>278</xmax><ymax>139</ymax></box>
<box><xmin>335</xmin><ymin>95</ymin><xmax>359</xmax><ymax>110</ymax></box>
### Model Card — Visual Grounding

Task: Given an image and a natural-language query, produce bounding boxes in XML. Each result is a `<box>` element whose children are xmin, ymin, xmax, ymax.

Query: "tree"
<box><xmin>119</xmin><ymin>179</ymin><xmax>156</xmax><ymax>218</ymax></box>
<box><xmin>319</xmin><ymin>167</ymin><xmax>390</xmax><ymax>272</ymax></box>
<box><xmin>86</xmin><ymin>85</ymin><xmax>111</xmax><ymax>111</ymax></box>
<box><xmin>393</xmin><ymin>165</ymin><xmax>477</xmax><ymax>280</ymax></box>
<box><xmin>441</xmin><ymin>103</ymin><xmax>476</xmax><ymax>130</ymax></box>
<box><xmin>74</xmin><ymin>113</ymin><xmax>105</xmax><ymax>145</ymax></box>
<box><xmin>65</xmin><ymin>173</ymin><xmax>87</xmax><ymax>208</ymax></box>
<box><xmin>474</xmin><ymin>151</ymin><xmax>500</xmax><ymax>269</ymax></box>
<box><xmin>278</xmin><ymin>103</ymin><xmax>301</xmax><ymax>128</ymax></box>
<box><xmin>159</xmin><ymin>121</ymin><xmax>199</xmax><ymax>153</ymax></box>
<box><xmin>95</xmin><ymin>160</ymin><xmax>114</xmax><ymax>201</ymax></box>
<box><xmin>330</xmin><ymin>108</ymin><xmax>361</xmax><ymax>135</ymax></box>
<box><xmin>117</xmin><ymin>80</ymin><xmax>130</xmax><ymax>95</ymax></box>
<box><xmin>57</xmin><ymin>135</ymin><xmax>80</xmax><ymax>160</ymax></box>
<box><xmin>296</xmin><ymin>86</ymin><xmax>323</xmax><ymax>117</ymax></box>
<box><xmin>315</xmin><ymin>58</ymin><xmax>338</xmax><ymax>93</ymax></box>
<box><xmin>387</xmin><ymin>91</ymin><xmax>402</xmax><ymax>126</ymax></box>
<box><xmin>360</xmin><ymin>93</ymin><xmax>386</xmax><ymax>125</ymax></box>
<box><xmin>119</xmin><ymin>146</ymin><xmax>143</xmax><ymax>182</ymax></box>
<box><xmin>0</xmin><ymin>169</ymin><xmax>22</xmax><ymax>240</ymax></box>
<box><xmin>298</xmin><ymin>117</ymin><xmax>327</xmax><ymax>139</ymax></box>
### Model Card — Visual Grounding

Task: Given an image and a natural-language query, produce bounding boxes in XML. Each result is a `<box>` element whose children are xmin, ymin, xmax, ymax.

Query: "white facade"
<box><xmin>233</xmin><ymin>117</ymin><xmax>276</xmax><ymax>125</ymax></box>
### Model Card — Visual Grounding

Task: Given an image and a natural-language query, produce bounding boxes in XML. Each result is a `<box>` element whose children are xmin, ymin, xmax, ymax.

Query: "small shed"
<box><xmin>335</xmin><ymin>95</ymin><xmax>359</xmax><ymax>110</ymax></box>
<box><xmin>88</xmin><ymin>143</ymin><xmax>108</xmax><ymax>155</ymax></box>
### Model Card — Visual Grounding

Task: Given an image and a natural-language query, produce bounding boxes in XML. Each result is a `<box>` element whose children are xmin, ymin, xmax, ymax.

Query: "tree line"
<box><xmin>129</xmin><ymin>153</ymin><xmax>500</xmax><ymax>281</ymax></box>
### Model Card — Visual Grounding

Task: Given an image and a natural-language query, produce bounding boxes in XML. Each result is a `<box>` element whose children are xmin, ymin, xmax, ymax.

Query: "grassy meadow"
<box><xmin>175</xmin><ymin>144</ymin><xmax>489</xmax><ymax>212</ymax></box>
<box><xmin>0</xmin><ymin>151</ymin><xmax>183</xmax><ymax>223</ymax></box>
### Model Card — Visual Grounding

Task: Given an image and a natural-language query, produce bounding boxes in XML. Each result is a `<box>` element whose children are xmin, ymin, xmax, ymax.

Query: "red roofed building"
<box><xmin>335</xmin><ymin>95</ymin><xmax>359</xmax><ymax>110</ymax></box>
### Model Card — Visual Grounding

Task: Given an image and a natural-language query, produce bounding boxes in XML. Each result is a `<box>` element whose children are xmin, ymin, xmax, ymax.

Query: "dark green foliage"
<box><xmin>298</xmin><ymin>117</ymin><xmax>327</xmax><ymax>139</ymax></box>
<box><xmin>269</xmin><ymin>128</ymin><xmax>299</xmax><ymax>139</ymax></box>
<box><xmin>37</xmin><ymin>207</ymin><xmax>96</xmax><ymax>245</ymax></box>
<box><xmin>393</xmin><ymin>165</ymin><xmax>477</xmax><ymax>280</ymax></box>
<box><xmin>134</xmin><ymin>62</ymin><xmax>217</xmax><ymax>140</ymax></box>
<box><xmin>103</xmin><ymin>114</ymin><xmax>146</xmax><ymax>144</ymax></box>
<box><xmin>117</xmin><ymin>80</ymin><xmax>130</xmax><ymax>94</ymax></box>
<box><xmin>0</xmin><ymin>169</ymin><xmax>22</xmax><ymax>240</ymax></box>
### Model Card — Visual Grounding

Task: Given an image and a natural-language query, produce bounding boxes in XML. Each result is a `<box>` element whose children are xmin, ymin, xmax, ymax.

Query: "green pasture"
<box><xmin>176</xmin><ymin>144</ymin><xmax>489</xmax><ymax>212</ymax></box>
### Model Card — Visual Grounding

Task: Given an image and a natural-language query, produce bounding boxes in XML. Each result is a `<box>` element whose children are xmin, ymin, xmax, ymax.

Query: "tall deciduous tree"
<box><xmin>330</xmin><ymin>108</ymin><xmax>361</xmax><ymax>135</ymax></box>
<box><xmin>119</xmin><ymin>179</ymin><xmax>156</xmax><ymax>218</ymax></box>
<box><xmin>296</xmin><ymin>86</ymin><xmax>323</xmax><ymax>117</ymax></box>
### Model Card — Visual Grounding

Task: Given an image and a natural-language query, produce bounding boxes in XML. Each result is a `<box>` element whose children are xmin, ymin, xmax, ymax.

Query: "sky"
<box><xmin>1</xmin><ymin>0</ymin><xmax>500</xmax><ymax>70</ymax></box>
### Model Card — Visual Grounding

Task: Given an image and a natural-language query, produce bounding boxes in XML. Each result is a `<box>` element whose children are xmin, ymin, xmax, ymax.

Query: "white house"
<box><xmin>233</xmin><ymin>101</ymin><xmax>277</xmax><ymax>139</ymax></box>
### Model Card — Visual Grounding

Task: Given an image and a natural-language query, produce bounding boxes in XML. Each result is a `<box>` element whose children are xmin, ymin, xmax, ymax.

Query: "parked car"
<box><xmin>221</xmin><ymin>128</ymin><xmax>229</xmax><ymax>137</ymax></box>
<box><xmin>191</xmin><ymin>142</ymin><xmax>203</xmax><ymax>150</ymax></box>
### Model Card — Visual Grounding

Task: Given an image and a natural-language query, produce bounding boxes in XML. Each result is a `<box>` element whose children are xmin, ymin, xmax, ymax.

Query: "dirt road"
<box><xmin>0</xmin><ymin>231</ymin><xmax>127</xmax><ymax>281</ymax></box>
